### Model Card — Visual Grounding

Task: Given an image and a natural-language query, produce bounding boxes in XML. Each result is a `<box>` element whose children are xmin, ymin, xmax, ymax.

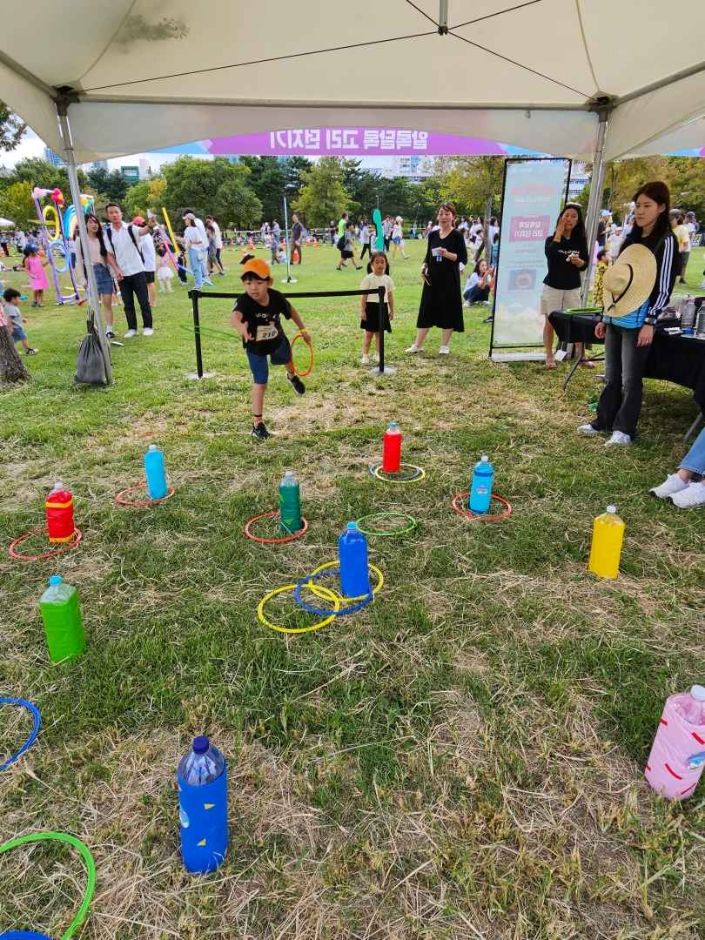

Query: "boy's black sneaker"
<box><xmin>25</xmin><ymin>347</ymin><xmax>38</xmax><ymax>355</ymax></box>
<box><xmin>251</xmin><ymin>422</ymin><xmax>272</xmax><ymax>440</ymax></box>
<box><xmin>287</xmin><ymin>373</ymin><xmax>305</xmax><ymax>396</ymax></box>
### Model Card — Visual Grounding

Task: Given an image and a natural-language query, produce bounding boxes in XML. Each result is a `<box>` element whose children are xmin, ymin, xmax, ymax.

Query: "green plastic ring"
<box><xmin>356</xmin><ymin>511</ymin><xmax>418</xmax><ymax>537</ymax></box>
<box><xmin>0</xmin><ymin>831</ymin><xmax>96</xmax><ymax>940</ymax></box>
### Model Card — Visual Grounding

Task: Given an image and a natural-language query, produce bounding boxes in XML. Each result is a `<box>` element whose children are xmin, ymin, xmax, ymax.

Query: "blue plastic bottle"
<box><xmin>177</xmin><ymin>736</ymin><xmax>228</xmax><ymax>874</ymax></box>
<box><xmin>469</xmin><ymin>454</ymin><xmax>494</xmax><ymax>514</ymax></box>
<box><xmin>338</xmin><ymin>521</ymin><xmax>371</xmax><ymax>598</ymax></box>
<box><xmin>144</xmin><ymin>444</ymin><xmax>168</xmax><ymax>500</ymax></box>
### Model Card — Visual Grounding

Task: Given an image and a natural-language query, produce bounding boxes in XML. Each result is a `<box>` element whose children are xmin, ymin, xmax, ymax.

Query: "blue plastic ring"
<box><xmin>0</xmin><ymin>697</ymin><xmax>41</xmax><ymax>772</ymax></box>
<box><xmin>1</xmin><ymin>932</ymin><xmax>52</xmax><ymax>939</ymax></box>
<box><xmin>293</xmin><ymin>568</ymin><xmax>373</xmax><ymax>618</ymax></box>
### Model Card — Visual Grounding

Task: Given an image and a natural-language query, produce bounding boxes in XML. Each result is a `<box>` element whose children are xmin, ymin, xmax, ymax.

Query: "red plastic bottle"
<box><xmin>45</xmin><ymin>481</ymin><xmax>75</xmax><ymax>543</ymax></box>
<box><xmin>382</xmin><ymin>421</ymin><xmax>402</xmax><ymax>473</ymax></box>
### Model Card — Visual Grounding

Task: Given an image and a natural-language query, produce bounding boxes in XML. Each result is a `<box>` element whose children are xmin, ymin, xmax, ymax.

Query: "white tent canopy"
<box><xmin>1</xmin><ymin>0</ymin><xmax>704</xmax><ymax>163</ymax></box>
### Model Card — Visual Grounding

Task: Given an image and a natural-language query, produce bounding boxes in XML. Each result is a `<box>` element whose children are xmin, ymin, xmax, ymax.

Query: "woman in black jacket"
<box><xmin>540</xmin><ymin>204</ymin><xmax>589</xmax><ymax>369</ymax></box>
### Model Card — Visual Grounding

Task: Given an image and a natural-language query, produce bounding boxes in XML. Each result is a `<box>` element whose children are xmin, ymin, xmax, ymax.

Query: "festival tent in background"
<box><xmin>1</xmin><ymin>0</ymin><xmax>704</xmax><ymax>380</ymax></box>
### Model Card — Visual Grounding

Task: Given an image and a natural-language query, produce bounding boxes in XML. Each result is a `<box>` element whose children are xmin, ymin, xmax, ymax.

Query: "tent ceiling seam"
<box><xmin>0</xmin><ymin>49</ymin><xmax>55</xmax><ymax>98</ymax></box>
<box><xmin>448</xmin><ymin>30</ymin><xmax>590</xmax><ymax>99</ymax></box>
<box><xmin>74</xmin><ymin>0</ymin><xmax>142</xmax><ymax>87</ymax></box>
<box><xmin>451</xmin><ymin>0</ymin><xmax>543</xmax><ymax>30</ymax></box>
<box><xmin>81</xmin><ymin>29</ymin><xmax>439</xmax><ymax>94</ymax></box>
<box><xmin>403</xmin><ymin>0</ymin><xmax>439</xmax><ymax>29</ymax></box>
<box><xmin>574</xmin><ymin>0</ymin><xmax>600</xmax><ymax>92</ymax></box>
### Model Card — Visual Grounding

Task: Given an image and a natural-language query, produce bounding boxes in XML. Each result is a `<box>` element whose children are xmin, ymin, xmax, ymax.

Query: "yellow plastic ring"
<box><xmin>42</xmin><ymin>204</ymin><xmax>60</xmax><ymax>240</ymax></box>
<box><xmin>257</xmin><ymin>582</ymin><xmax>341</xmax><ymax>634</ymax></box>
<box><xmin>306</xmin><ymin>560</ymin><xmax>384</xmax><ymax>603</ymax></box>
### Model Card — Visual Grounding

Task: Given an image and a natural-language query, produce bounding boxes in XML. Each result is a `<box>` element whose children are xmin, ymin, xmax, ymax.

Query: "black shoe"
<box><xmin>287</xmin><ymin>373</ymin><xmax>305</xmax><ymax>396</ymax></box>
<box><xmin>483</xmin><ymin>316</ymin><xmax>494</xmax><ymax>323</ymax></box>
<box><xmin>106</xmin><ymin>329</ymin><xmax>115</xmax><ymax>339</ymax></box>
<box><xmin>25</xmin><ymin>347</ymin><xmax>38</xmax><ymax>355</ymax></box>
<box><xmin>251</xmin><ymin>422</ymin><xmax>272</xmax><ymax>440</ymax></box>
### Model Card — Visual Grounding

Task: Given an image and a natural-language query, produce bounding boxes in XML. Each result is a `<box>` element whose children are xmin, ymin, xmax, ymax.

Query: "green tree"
<box><xmin>0</xmin><ymin>103</ymin><xmax>25</xmax><ymax>152</ymax></box>
<box><xmin>436</xmin><ymin>156</ymin><xmax>504</xmax><ymax>217</ymax></box>
<box><xmin>10</xmin><ymin>157</ymin><xmax>88</xmax><ymax>194</ymax></box>
<box><xmin>162</xmin><ymin>155</ymin><xmax>260</xmax><ymax>224</ymax></box>
<box><xmin>293</xmin><ymin>158</ymin><xmax>349</xmax><ymax>226</ymax></box>
<box><xmin>213</xmin><ymin>179</ymin><xmax>262</xmax><ymax>229</ymax></box>
<box><xmin>281</xmin><ymin>157</ymin><xmax>313</xmax><ymax>199</ymax></box>
<box><xmin>0</xmin><ymin>181</ymin><xmax>36</xmax><ymax>229</ymax></box>
<box><xmin>86</xmin><ymin>166</ymin><xmax>129</xmax><ymax>204</ymax></box>
<box><xmin>123</xmin><ymin>177</ymin><xmax>166</xmax><ymax>218</ymax></box>
<box><xmin>239</xmin><ymin>156</ymin><xmax>286</xmax><ymax>221</ymax></box>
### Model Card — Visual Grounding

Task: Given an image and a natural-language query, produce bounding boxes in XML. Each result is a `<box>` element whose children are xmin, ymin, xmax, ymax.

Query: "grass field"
<box><xmin>1</xmin><ymin>237</ymin><xmax>705</xmax><ymax>939</ymax></box>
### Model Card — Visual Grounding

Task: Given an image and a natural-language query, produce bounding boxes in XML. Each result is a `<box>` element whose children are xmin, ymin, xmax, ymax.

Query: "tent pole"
<box><xmin>56</xmin><ymin>97</ymin><xmax>113</xmax><ymax>384</ymax></box>
<box><xmin>581</xmin><ymin>110</ymin><xmax>609</xmax><ymax>305</ymax></box>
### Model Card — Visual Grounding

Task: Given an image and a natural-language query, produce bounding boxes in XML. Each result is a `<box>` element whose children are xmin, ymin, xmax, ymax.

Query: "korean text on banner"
<box><xmin>492</xmin><ymin>160</ymin><xmax>569</xmax><ymax>348</ymax></box>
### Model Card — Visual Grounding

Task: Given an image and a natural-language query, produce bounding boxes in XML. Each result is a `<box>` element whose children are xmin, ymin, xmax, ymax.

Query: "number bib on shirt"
<box><xmin>255</xmin><ymin>323</ymin><xmax>279</xmax><ymax>342</ymax></box>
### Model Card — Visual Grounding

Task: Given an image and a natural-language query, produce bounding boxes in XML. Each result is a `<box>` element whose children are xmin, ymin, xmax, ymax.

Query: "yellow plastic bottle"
<box><xmin>588</xmin><ymin>505</ymin><xmax>625</xmax><ymax>579</ymax></box>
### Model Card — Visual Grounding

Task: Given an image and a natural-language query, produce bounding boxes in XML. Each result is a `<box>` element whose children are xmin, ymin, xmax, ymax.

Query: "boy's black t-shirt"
<box><xmin>233</xmin><ymin>288</ymin><xmax>292</xmax><ymax>355</ymax></box>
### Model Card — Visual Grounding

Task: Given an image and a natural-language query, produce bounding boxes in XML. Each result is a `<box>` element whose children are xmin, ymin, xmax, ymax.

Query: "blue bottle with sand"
<box><xmin>177</xmin><ymin>736</ymin><xmax>228</xmax><ymax>874</ymax></box>
<box><xmin>338</xmin><ymin>521</ymin><xmax>371</xmax><ymax>597</ymax></box>
<box><xmin>144</xmin><ymin>444</ymin><xmax>168</xmax><ymax>500</ymax></box>
<box><xmin>469</xmin><ymin>455</ymin><xmax>494</xmax><ymax>514</ymax></box>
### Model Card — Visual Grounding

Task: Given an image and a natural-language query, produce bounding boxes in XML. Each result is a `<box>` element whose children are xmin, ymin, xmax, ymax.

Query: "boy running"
<box><xmin>231</xmin><ymin>258</ymin><xmax>310</xmax><ymax>440</ymax></box>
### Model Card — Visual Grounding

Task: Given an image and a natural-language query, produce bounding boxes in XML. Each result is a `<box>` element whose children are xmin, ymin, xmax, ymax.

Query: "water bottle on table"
<box><xmin>680</xmin><ymin>295</ymin><xmax>696</xmax><ymax>336</ymax></box>
<box><xmin>279</xmin><ymin>470</ymin><xmax>302</xmax><ymax>533</ymax></box>
<box><xmin>645</xmin><ymin>685</ymin><xmax>705</xmax><ymax>799</ymax></box>
<box><xmin>177</xmin><ymin>735</ymin><xmax>228</xmax><ymax>874</ymax></box>
<box><xmin>338</xmin><ymin>521</ymin><xmax>371</xmax><ymax>598</ymax></box>
<box><xmin>587</xmin><ymin>505</ymin><xmax>624</xmax><ymax>579</ymax></box>
<box><xmin>39</xmin><ymin>575</ymin><xmax>86</xmax><ymax>663</ymax></box>
<box><xmin>144</xmin><ymin>444</ymin><xmax>168</xmax><ymax>500</ymax></box>
<box><xmin>469</xmin><ymin>455</ymin><xmax>494</xmax><ymax>514</ymax></box>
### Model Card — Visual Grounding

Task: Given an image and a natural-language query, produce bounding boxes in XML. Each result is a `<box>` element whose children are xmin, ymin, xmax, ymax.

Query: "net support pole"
<box><xmin>581</xmin><ymin>108</ymin><xmax>610</xmax><ymax>305</ymax></box>
<box><xmin>190</xmin><ymin>289</ymin><xmax>204</xmax><ymax>378</ymax></box>
<box><xmin>378</xmin><ymin>285</ymin><xmax>386</xmax><ymax>372</ymax></box>
<box><xmin>56</xmin><ymin>96</ymin><xmax>113</xmax><ymax>384</ymax></box>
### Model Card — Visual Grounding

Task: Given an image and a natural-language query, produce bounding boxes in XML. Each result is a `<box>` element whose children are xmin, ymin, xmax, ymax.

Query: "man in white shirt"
<box><xmin>105</xmin><ymin>203</ymin><xmax>156</xmax><ymax>337</ymax></box>
<box><xmin>183</xmin><ymin>211</ymin><xmax>212</xmax><ymax>285</ymax></box>
<box><xmin>206</xmin><ymin>215</ymin><xmax>225</xmax><ymax>274</ymax></box>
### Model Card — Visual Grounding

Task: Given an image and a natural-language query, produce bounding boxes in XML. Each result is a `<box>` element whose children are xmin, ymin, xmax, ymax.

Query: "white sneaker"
<box><xmin>124</xmin><ymin>329</ymin><xmax>137</xmax><ymax>338</ymax></box>
<box><xmin>671</xmin><ymin>481</ymin><xmax>705</xmax><ymax>508</ymax></box>
<box><xmin>405</xmin><ymin>344</ymin><xmax>420</xmax><ymax>354</ymax></box>
<box><xmin>605</xmin><ymin>430</ymin><xmax>632</xmax><ymax>447</ymax></box>
<box><xmin>577</xmin><ymin>423</ymin><xmax>599</xmax><ymax>436</ymax></box>
<box><xmin>142</xmin><ymin>328</ymin><xmax>154</xmax><ymax>336</ymax></box>
<box><xmin>438</xmin><ymin>345</ymin><xmax>450</xmax><ymax>355</ymax></box>
<box><xmin>360</xmin><ymin>354</ymin><xmax>370</xmax><ymax>365</ymax></box>
<box><xmin>650</xmin><ymin>473</ymin><xmax>689</xmax><ymax>499</ymax></box>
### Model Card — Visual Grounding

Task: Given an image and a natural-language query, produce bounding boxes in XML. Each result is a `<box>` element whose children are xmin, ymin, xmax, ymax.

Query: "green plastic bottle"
<box><xmin>279</xmin><ymin>470</ymin><xmax>302</xmax><ymax>534</ymax></box>
<box><xmin>39</xmin><ymin>575</ymin><xmax>86</xmax><ymax>663</ymax></box>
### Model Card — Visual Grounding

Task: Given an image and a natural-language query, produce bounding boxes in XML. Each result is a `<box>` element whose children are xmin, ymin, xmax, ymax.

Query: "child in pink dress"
<box><xmin>24</xmin><ymin>246</ymin><xmax>49</xmax><ymax>307</ymax></box>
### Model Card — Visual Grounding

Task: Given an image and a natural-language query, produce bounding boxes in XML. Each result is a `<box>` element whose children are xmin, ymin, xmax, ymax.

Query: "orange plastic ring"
<box><xmin>451</xmin><ymin>491</ymin><xmax>512</xmax><ymax>522</ymax></box>
<box><xmin>291</xmin><ymin>332</ymin><xmax>314</xmax><ymax>378</ymax></box>
<box><xmin>244</xmin><ymin>510</ymin><xmax>309</xmax><ymax>544</ymax></box>
<box><xmin>8</xmin><ymin>526</ymin><xmax>82</xmax><ymax>561</ymax></box>
<box><xmin>115</xmin><ymin>483</ymin><xmax>175</xmax><ymax>508</ymax></box>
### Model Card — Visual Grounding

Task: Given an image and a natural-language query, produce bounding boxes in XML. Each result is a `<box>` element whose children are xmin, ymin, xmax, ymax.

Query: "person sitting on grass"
<box><xmin>359</xmin><ymin>251</ymin><xmax>394</xmax><ymax>365</ymax></box>
<box><xmin>650</xmin><ymin>425</ymin><xmax>705</xmax><ymax>508</ymax></box>
<box><xmin>463</xmin><ymin>259</ymin><xmax>494</xmax><ymax>307</ymax></box>
<box><xmin>230</xmin><ymin>258</ymin><xmax>311</xmax><ymax>441</ymax></box>
<box><xmin>3</xmin><ymin>288</ymin><xmax>37</xmax><ymax>355</ymax></box>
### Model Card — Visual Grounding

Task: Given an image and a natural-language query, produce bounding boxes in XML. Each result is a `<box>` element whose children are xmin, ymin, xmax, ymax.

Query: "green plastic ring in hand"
<box><xmin>0</xmin><ymin>831</ymin><xmax>96</xmax><ymax>940</ymax></box>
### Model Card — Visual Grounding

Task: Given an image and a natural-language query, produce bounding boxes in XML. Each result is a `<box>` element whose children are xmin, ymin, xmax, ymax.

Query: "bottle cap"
<box><xmin>388</xmin><ymin>420</ymin><xmax>399</xmax><ymax>430</ymax></box>
<box><xmin>691</xmin><ymin>685</ymin><xmax>705</xmax><ymax>701</ymax></box>
<box><xmin>606</xmin><ymin>505</ymin><xmax>617</xmax><ymax>513</ymax></box>
<box><xmin>192</xmin><ymin>735</ymin><xmax>210</xmax><ymax>755</ymax></box>
<box><xmin>148</xmin><ymin>443</ymin><xmax>158</xmax><ymax>451</ymax></box>
<box><xmin>283</xmin><ymin>469</ymin><xmax>295</xmax><ymax>478</ymax></box>
<box><xmin>480</xmin><ymin>454</ymin><xmax>489</xmax><ymax>462</ymax></box>
<box><xmin>48</xmin><ymin>575</ymin><xmax>63</xmax><ymax>586</ymax></box>
<box><xmin>346</xmin><ymin>521</ymin><xmax>359</xmax><ymax>531</ymax></box>
<box><xmin>51</xmin><ymin>480</ymin><xmax>63</xmax><ymax>491</ymax></box>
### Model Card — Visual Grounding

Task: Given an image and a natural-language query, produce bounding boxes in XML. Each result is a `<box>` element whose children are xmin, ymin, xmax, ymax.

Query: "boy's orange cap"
<box><xmin>241</xmin><ymin>258</ymin><xmax>271</xmax><ymax>280</ymax></box>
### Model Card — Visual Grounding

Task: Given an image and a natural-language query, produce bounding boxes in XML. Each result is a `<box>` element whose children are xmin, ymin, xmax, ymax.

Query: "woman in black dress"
<box><xmin>406</xmin><ymin>203</ymin><xmax>468</xmax><ymax>355</ymax></box>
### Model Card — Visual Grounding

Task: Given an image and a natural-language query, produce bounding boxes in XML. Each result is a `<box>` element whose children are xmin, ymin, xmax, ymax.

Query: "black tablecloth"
<box><xmin>548</xmin><ymin>311</ymin><xmax>705</xmax><ymax>411</ymax></box>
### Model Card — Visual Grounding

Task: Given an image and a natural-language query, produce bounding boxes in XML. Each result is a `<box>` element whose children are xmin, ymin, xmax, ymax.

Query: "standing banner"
<box><xmin>490</xmin><ymin>158</ymin><xmax>570</xmax><ymax>358</ymax></box>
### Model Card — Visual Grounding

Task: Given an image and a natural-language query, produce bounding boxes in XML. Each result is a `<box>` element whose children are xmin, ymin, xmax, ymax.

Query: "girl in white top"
<box><xmin>359</xmin><ymin>251</ymin><xmax>395</xmax><ymax>365</ymax></box>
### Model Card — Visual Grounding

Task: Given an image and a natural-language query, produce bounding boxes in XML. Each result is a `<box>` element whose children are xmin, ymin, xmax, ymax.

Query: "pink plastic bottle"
<box><xmin>645</xmin><ymin>684</ymin><xmax>705</xmax><ymax>800</ymax></box>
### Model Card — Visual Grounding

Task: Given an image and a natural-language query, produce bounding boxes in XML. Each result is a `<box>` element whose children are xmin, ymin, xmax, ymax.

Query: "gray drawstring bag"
<box><xmin>75</xmin><ymin>314</ymin><xmax>109</xmax><ymax>386</ymax></box>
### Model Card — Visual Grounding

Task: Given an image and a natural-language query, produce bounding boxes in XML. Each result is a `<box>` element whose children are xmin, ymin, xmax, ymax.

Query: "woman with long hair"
<box><xmin>406</xmin><ymin>202</ymin><xmax>468</xmax><ymax>356</ymax></box>
<box><xmin>579</xmin><ymin>180</ymin><xmax>677</xmax><ymax>446</ymax></box>
<box><xmin>75</xmin><ymin>213</ymin><xmax>121</xmax><ymax>338</ymax></box>
<box><xmin>540</xmin><ymin>203</ymin><xmax>589</xmax><ymax>369</ymax></box>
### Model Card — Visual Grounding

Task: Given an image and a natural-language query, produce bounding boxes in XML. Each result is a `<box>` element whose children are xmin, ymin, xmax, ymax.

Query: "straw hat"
<box><xmin>602</xmin><ymin>244</ymin><xmax>656</xmax><ymax>318</ymax></box>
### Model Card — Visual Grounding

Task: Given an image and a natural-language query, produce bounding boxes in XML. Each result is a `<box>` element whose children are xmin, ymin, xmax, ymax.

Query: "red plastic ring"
<box><xmin>115</xmin><ymin>483</ymin><xmax>176</xmax><ymax>508</ymax></box>
<box><xmin>244</xmin><ymin>510</ymin><xmax>309</xmax><ymax>544</ymax></box>
<box><xmin>451</xmin><ymin>491</ymin><xmax>512</xmax><ymax>522</ymax></box>
<box><xmin>8</xmin><ymin>526</ymin><xmax>82</xmax><ymax>561</ymax></box>
<box><xmin>291</xmin><ymin>332</ymin><xmax>314</xmax><ymax>377</ymax></box>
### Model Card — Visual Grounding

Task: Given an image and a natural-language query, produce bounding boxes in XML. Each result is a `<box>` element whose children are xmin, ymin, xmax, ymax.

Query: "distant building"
<box><xmin>120</xmin><ymin>165</ymin><xmax>140</xmax><ymax>183</ymax></box>
<box><xmin>44</xmin><ymin>147</ymin><xmax>65</xmax><ymax>168</ymax></box>
<box><xmin>568</xmin><ymin>162</ymin><xmax>589</xmax><ymax>201</ymax></box>
<box><xmin>387</xmin><ymin>155</ymin><xmax>434</xmax><ymax>182</ymax></box>
<box><xmin>90</xmin><ymin>160</ymin><xmax>108</xmax><ymax>171</ymax></box>
<box><xmin>138</xmin><ymin>158</ymin><xmax>152</xmax><ymax>179</ymax></box>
